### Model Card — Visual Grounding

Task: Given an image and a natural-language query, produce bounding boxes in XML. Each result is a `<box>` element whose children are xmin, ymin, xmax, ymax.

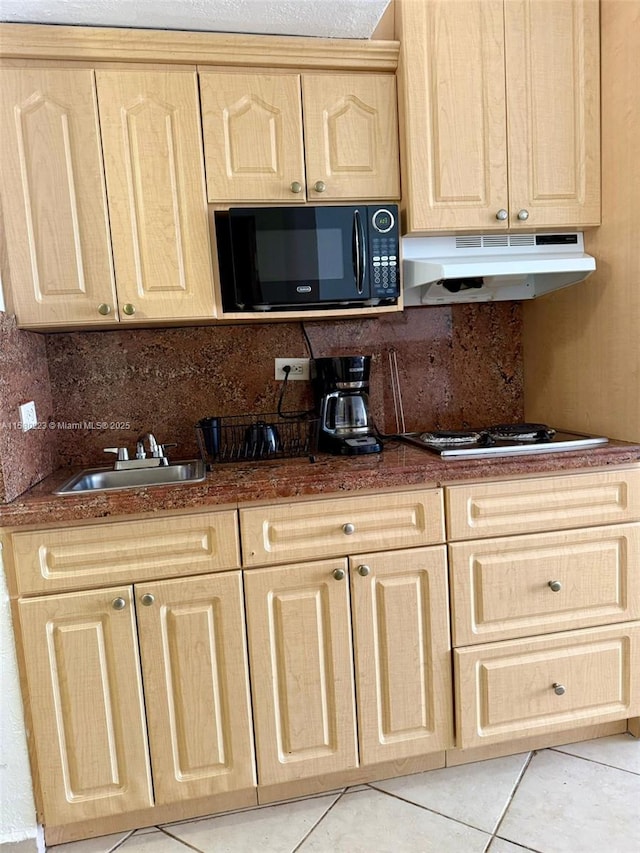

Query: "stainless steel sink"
<box><xmin>54</xmin><ymin>460</ymin><xmax>206</xmax><ymax>495</ymax></box>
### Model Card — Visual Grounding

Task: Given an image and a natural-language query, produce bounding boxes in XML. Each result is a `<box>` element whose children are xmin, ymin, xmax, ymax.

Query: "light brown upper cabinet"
<box><xmin>0</xmin><ymin>67</ymin><xmax>216</xmax><ymax>328</ymax></box>
<box><xmin>396</xmin><ymin>0</ymin><xmax>600</xmax><ymax>233</ymax></box>
<box><xmin>95</xmin><ymin>70</ymin><xmax>216</xmax><ymax>323</ymax></box>
<box><xmin>199</xmin><ymin>71</ymin><xmax>400</xmax><ymax>203</ymax></box>
<box><xmin>0</xmin><ymin>68</ymin><xmax>118</xmax><ymax>327</ymax></box>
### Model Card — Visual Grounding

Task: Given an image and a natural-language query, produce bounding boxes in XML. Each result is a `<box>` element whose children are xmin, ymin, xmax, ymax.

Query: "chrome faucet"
<box><xmin>136</xmin><ymin>432</ymin><xmax>161</xmax><ymax>459</ymax></box>
<box><xmin>104</xmin><ymin>432</ymin><xmax>175</xmax><ymax>469</ymax></box>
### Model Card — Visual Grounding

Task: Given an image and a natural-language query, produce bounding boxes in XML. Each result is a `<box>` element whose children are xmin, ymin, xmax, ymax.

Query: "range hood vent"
<box><xmin>403</xmin><ymin>232</ymin><xmax>596</xmax><ymax>305</ymax></box>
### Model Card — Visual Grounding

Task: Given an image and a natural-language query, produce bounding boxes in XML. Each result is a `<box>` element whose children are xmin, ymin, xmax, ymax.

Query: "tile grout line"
<box><xmin>157</xmin><ymin>825</ymin><xmax>209</xmax><ymax>853</ymax></box>
<box><xmin>365</xmin><ymin>781</ymin><xmax>495</xmax><ymax>839</ymax></box>
<box><xmin>549</xmin><ymin>745</ymin><xmax>640</xmax><ymax>776</ymax></box>
<box><xmin>290</xmin><ymin>789</ymin><xmax>347</xmax><ymax>852</ymax></box>
<box><xmin>489</xmin><ymin>749</ymin><xmax>538</xmax><ymax>849</ymax></box>
<box><xmin>99</xmin><ymin>829</ymin><xmax>137</xmax><ymax>853</ymax></box>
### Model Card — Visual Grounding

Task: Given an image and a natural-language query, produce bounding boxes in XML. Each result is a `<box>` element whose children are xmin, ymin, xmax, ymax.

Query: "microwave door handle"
<box><xmin>352</xmin><ymin>209</ymin><xmax>365</xmax><ymax>295</ymax></box>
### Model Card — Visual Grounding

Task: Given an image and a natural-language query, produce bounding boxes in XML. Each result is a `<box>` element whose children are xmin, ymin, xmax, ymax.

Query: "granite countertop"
<box><xmin>1</xmin><ymin>439</ymin><xmax>639</xmax><ymax>530</ymax></box>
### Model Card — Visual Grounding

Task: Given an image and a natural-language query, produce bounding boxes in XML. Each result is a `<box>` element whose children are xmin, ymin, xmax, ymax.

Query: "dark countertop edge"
<box><xmin>1</xmin><ymin>442</ymin><xmax>639</xmax><ymax>531</ymax></box>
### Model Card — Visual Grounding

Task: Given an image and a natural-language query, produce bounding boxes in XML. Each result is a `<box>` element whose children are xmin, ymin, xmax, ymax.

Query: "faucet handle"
<box><xmin>104</xmin><ymin>447</ymin><xmax>129</xmax><ymax>461</ymax></box>
<box><xmin>157</xmin><ymin>442</ymin><xmax>177</xmax><ymax>464</ymax></box>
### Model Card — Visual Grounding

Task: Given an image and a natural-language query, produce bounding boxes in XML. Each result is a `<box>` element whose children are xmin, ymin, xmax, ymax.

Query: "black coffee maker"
<box><xmin>312</xmin><ymin>356</ymin><xmax>382</xmax><ymax>455</ymax></box>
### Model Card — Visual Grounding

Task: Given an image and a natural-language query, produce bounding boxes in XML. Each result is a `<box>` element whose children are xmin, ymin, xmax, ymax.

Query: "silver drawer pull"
<box><xmin>112</xmin><ymin>597</ymin><xmax>127</xmax><ymax>611</ymax></box>
<box><xmin>552</xmin><ymin>682</ymin><xmax>566</xmax><ymax>696</ymax></box>
<box><xmin>332</xmin><ymin>568</ymin><xmax>346</xmax><ymax>581</ymax></box>
<box><xmin>548</xmin><ymin>580</ymin><xmax>562</xmax><ymax>592</ymax></box>
<box><xmin>140</xmin><ymin>593</ymin><xmax>155</xmax><ymax>606</ymax></box>
<box><xmin>357</xmin><ymin>565</ymin><xmax>371</xmax><ymax>577</ymax></box>
<box><xmin>342</xmin><ymin>523</ymin><xmax>355</xmax><ymax>535</ymax></box>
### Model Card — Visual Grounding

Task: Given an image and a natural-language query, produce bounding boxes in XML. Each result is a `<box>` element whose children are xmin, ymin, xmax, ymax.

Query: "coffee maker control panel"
<box><xmin>369</xmin><ymin>207</ymin><xmax>399</xmax><ymax>299</ymax></box>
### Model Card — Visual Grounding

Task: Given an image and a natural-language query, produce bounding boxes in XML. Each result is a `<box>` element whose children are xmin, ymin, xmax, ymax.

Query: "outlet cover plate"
<box><xmin>275</xmin><ymin>358</ymin><xmax>310</xmax><ymax>381</ymax></box>
<box><xmin>19</xmin><ymin>400</ymin><xmax>38</xmax><ymax>431</ymax></box>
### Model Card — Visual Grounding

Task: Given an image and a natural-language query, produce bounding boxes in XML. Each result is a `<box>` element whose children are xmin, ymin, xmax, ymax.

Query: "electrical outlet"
<box><xmin>274</xmin><ymin>358</ymin><xmax>310</xmax><ymax>381</ymax></box>
<box><xmin>19</xmin><ymin>401</ymin><xmax>38</xmax><ymax>431</ymax></box>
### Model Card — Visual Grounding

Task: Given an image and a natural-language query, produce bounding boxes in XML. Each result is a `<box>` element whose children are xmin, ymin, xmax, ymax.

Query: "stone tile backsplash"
<box><xmin>1</xmin><ymin>304</ymin><xmax>523</xmax><ymax>499</ymax></box>
<box><xmin>0</xmin><ymin>313</ymin><xmax>56</xmax><ymax>502</ymax></box>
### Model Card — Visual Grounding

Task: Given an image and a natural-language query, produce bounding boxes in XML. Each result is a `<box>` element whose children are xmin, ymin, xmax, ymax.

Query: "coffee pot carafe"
<box><xmin>312</xmin><ymin>356</ymin><xmax>382</xmax><ymax>455</ymax></box>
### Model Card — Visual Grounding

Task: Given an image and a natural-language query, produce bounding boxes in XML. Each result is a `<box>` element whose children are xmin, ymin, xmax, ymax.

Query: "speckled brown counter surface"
<box><xmin>2</xmin><ymin>440</ymin><xmax>639</xmax><ymax>530</ymax></box>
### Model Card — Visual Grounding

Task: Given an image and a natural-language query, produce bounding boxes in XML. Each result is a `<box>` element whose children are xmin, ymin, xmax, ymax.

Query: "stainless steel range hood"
<box><xmin>402</xmin><ymin>233</ymin><xmax>596</xmax><ymax>305</ymax></box>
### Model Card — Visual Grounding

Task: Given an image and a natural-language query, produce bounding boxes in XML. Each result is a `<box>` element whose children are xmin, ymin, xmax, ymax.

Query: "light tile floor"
<box><xmin>48</xmin><ymin>734</ymin><xmax>640</xmax><ymax>853</ymax></box>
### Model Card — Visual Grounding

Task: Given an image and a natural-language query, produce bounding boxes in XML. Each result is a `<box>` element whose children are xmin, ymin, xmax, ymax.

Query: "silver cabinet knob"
<box><xmin>342</xmin><ymin>523</ymin><xmax>355</xmax><ymax>535</ymax></box>
<box><xmin>122</xmin><ymin>303</ymin><xmax>136</xmax><ymax>316</ymax></box>
<box><xmin>553</xmin><ymin>682</ymin><xmax>566</xmax><ymax>695</ymax></box>
<box><xmin>332</xmin><ymin>568</ymin><xmax>345</xmax><ymax>581</ymax></box>
<box><xmin>290</xmin><ymin>181</ymin><xmax>303</xmax><ymax>194</ymax></box>
<box><xmin>140</xmin><ymin>593</ymin><xmax>155</xmax><ymax>606</ymax></box>
<box><xmin>517</xmin><ymin>209</ymin><xmax>529</xmax><ymax>221</ymax></box>
<box><xmin>548</xmin><ymin>580</ymin><xmax>562</xmax><ymax>592</ymax></box>
<box><xmin>357</xmin><ymin>564</ymin><xmax>371</xmax><ymax>577</ymax></box>
<box><xmin>112</xmin><ymin>597</ymin><xmax>127</xmax><ymax>611</ymax></box>
<box><xmin>496</xmin><ymin>209</ymin><xmax>508</xmax><ymax>221</ymax></box>
<box><xmin>314</xmin><ymin>180</ymin><xmax>327</xmax><ymax>193</ymax></box>
<box><xmin>97</xmin><ymin>303</ymin><xmax>112</xmax><ymax>316</ymax></box>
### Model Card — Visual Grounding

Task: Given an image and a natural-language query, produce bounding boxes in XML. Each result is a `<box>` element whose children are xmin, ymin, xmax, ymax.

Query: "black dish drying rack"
<box><xmin>195</xmin><ymin>413</ymin><xmax>318</xmax><ymax>467</ymax></box>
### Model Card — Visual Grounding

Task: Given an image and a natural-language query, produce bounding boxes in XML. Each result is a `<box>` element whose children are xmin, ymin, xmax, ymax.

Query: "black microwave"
<box><xmin>215</xmin><ymin>204</ymin><xmax>400</xmax><ymax>311</ymax></box>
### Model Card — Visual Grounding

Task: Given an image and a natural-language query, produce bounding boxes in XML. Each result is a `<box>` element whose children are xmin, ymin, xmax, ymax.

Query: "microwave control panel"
<box><xmin>369</xmin><ymin>207</ymin><xmax>399</xmax><ymax>299</ymax></box>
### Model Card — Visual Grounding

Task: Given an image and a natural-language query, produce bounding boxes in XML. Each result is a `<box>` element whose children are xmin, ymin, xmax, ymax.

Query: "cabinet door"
<box><xmin>505</xmin><ymin>0</ymin><xmax>600</xmax><ymax>228</ymax></box>
<box><xmin>200</xmin><ymin>72</ymin><xmax>305</xmax><ymax>203</ymax></box>
<box><xmin>349</xmin><ymin>547</ymin><xmax>453</xmax><ymax>764</ymax></box>
<box><xmin>397</xmin><ymin>0</ymin><xmax>508</xmax><ymax>232</ymax></box>
<box><xmin>0</xmin><ymin>68</ymin><xmax>117</xmax><ymax>327</ymax></box>
<box><xmin>18</xmin><ymin>587</ymin><xmax>152</xmax><ymax>825</ymax></box>
<box><xmin>135</xmin><ymin>572</ymin><xmax>255</xmax><ymax>804</ymax></box>
<box><xmin>95</xmin><ymin>70</ymin><xmax>216</xmax><ymax>321</ymax></box>
<box><xmin>244</xmin><ymin>559</ymin><xmax>358</xmax><ymax>785</ymax></box>
<box><xmin>302</xmin><ymin>74</ymin><xmax>400</xmax><ymax>200</ymax></box>
<box><xmin>455</xmin><ymin>622</ymin><xmax>640</xmax><ymax>748</ymax></box>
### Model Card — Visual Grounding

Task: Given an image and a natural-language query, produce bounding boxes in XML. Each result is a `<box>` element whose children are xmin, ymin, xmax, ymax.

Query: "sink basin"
<box><xmin>54</xmin><ymin>460</ymin><xmax>206</xmax><ymax>495</ymax></box>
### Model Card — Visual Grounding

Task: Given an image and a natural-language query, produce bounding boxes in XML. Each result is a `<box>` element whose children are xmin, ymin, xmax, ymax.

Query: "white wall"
<box><xmin>0</xmin><ymin>550</ymin><xmax>38</xmax><ymax>846</ymax></box>
<box><xmin>0</xmin><ymin>0</ymin><xmax>389</xmax><ymax>39</ymax></box>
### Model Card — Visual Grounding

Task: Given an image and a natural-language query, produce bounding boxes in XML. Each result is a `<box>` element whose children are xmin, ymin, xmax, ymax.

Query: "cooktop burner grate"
<box><xmin>402</xmin><ymin>423</ymin><xmax>608</xmax><ymax>459</ymax></box>
<box><xmin>487</xmin><ymin>423</ymin><xmax>556</xmax><ymax>442</ymax></box>
<box><xmin>418</xmin><ymin>429</ymin><xmax>489</xmax><ymax>447</ymax></box>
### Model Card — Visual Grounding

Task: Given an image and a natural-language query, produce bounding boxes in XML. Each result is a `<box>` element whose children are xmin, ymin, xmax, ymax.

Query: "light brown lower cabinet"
<box><xmin>18</xmin><ymin>586</ymin><xmax>154</xmax><ymax>825</ymax></box>
<box><xmin>454</xmin><ymin>622</ymin><xmax>640</xmax><ymax>749</ymax></box>
<box><xmin>8</xmin><ymin>470</ymin><xmax>640</xmax><ymax>843</ymax></box>
<box><xmin>446</xmin><ymin>470</ymin><xmax>640</xmax><ymax>752</ymax></box>
<box><xmin>135</xmin><ymin>572</ymin><xmax>255</xmax><ymax>804</ymax></box>
<box><xmin>18</xmin><ymin>571</ymin><xmax>255</xmax><ymax>827</ymax></box>
<box><xmin>243</xmin><ymin>547</ymin><xmax>453</xmax><ymax>786</ymax></box>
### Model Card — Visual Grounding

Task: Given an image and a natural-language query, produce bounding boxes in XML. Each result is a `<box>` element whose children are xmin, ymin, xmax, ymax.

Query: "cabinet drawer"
<box><xmin>10</xmin><ymin>511</ymin><xmax>240</xmax><ymax>595</ymax></box>
<box><xmin>450</xmin><ymin>523</ymin><xmax>640</xmax><ymax>645</ymax></box>
<box><xmin>454</xmin><ymin>622</ymin><xmax>640</xmax><ymax>749</ymax></box>
<box><xmin>446</xmin><ymin>468</ymin><xmax>640</xmax><ymax>541</ymax></box>
<box><xmin>239</xmin><ymin>489</ymin><xmax>444</xmax><ymax>567</ymax></box>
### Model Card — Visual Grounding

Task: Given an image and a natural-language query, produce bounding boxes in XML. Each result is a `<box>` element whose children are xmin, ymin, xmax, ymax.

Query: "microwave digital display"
<box><xmin>215</xmin><ymin>204</ymin><xmax>399</xmax><ymax>311</ymax></box>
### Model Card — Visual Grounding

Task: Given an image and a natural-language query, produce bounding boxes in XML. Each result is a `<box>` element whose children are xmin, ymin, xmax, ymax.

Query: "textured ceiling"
<box><xmin>0</xmin><ymin>0</ymin><xmax>391</xmax><ymax>39</ymax></box>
